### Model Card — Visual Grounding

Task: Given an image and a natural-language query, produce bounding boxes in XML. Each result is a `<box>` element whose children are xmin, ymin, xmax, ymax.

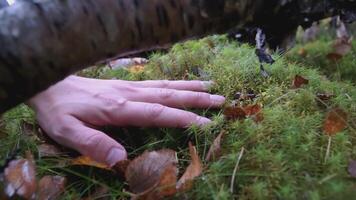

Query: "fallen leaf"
<box><xmin>205</xmin><ymin>131</ymin><xmax>225</xmax><ymax>162</ymax></box>
<box><xmin>348</xmin><ymin>160</ymin><xmax>356</xmax><ymax>178</ymax></box>
<box><xmin>292</xmin><ymin>75</ymin><xmax>309</xmax><ymax>89</ymax></box>
<box><xmin>4</xmin><ymin>152</ymin><xmax>36</xmax><ymax>199</ymax></box>
<box><xmin>323</xmin><ymin>107</ymin><xmax>348</xmax><ymax>136</ymax></box>
<box><xmin>224</xmin><ymin>107</ymin><xmax>246</xmax><ymax>121</ymax></box>
<box><xmin>327</xmin><ymin>36</ymin><xmax>352</xmax><ymax>61</ymax></box>
<box><xmin>326</xmin><ymin>52</ymin><xmax>343</xmax><ymax>61</ymax></box>
<box><xmin>125</xmin><ymin>149</ymin><xmax>178</xmax><ymax>199</ymax></box>
<box><xmin>224</xmin><ymin>104</ymin><xmax>263</xmax><ymax>123</ymax></box>
<box><xmin>333</xmin><ymin>36</ymin><xmax>352</xmax><ymax>56</ymax></box>
<box><xmin>38</xmin><ymin>144</ymin><xmax>62</xmax><ymax>158</ymax></box>
<box><xmin>176</xmin><ymin>142</ymin><xmax>203</xmax><ymax>192</ymax></box>
<box><xmin>71</xmin><ymin>156</ymin><xmax>111</xmax><ymax>170</ymax></box>
<box><xmin>37</xmin><ymin>175</ymin><xmax>66</xmax><ymax>200</ymax></box>
<box><xmin>112</xmin><ymin>159</ymin><xmax>131</xmax><ymax>177</ymax></box>
<box><xmin>243</xmin><ymin>104</ymin><xmax>264</xmax><ymax>122</ymax></box>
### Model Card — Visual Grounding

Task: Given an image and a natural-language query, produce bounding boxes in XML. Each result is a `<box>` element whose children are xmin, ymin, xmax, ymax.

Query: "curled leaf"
<box><xmin>4</xmin><ymin>152</ymin><xmax>36</xmax><ymax>199</ymax></box>
<box><xmin>323</xmin><ymin>107</ymin><xmax>348</xmax><ymax>136</ymax></box>
<box><xmin>176</xmin><ymin>142</ymin><xmax>203</xmax><ymax>192</ymax></box>
<box><xmin>125</xmin><ymin>149</ymin><xmax>178</xmax><ymax>199</ymax></box>
<box><xmin>292</xmin><ymin>75</ymin><xmax>309</xmax><ymax>89</ymax></box>
<box><xmin>37</xmin><ymin>176</ymin><xmax>66</xmax><ymax>200</ymax></box>
<box><xmin>326</xmin><ymin>36</ymin><xmax>352</xmax><ymax>61</ymax></box>
<box><xmin>205</xmin><ymin>131</ymin><xmax>225</xmax><ymax>162</ymax></box>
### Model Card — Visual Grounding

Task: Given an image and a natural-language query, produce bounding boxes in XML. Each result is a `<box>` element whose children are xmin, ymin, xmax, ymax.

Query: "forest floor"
<box><xmin>0</xmin><ymin>25</ymin><xmax>355</xmax><ymax>200</ymax></box>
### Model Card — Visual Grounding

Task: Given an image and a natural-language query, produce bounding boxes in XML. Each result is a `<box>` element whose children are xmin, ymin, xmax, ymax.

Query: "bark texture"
<box><xmin>0</xmin><ymin>0</ymin><xmax>354</xmax><ymax>112</ymax></box>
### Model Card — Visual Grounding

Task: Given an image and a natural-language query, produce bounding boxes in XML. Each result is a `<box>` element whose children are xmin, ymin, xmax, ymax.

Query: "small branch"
<box><xmin>324</xmin><ymin>136</ymin><xmax>332</xmax><ymax>164</ymax></box>
<box><xmin>230</xmin><ymin>147</ymin><xmax>245</xmax><ymax>194</ymax></box>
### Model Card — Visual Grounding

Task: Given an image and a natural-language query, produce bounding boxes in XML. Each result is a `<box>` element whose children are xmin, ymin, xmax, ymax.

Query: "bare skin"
<box><xmin>28</xmin><ymin>76</ymin><xmax>225</xmax><ymax>166</ymax></box>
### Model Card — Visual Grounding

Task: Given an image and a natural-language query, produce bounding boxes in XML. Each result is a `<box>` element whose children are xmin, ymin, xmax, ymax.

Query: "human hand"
<box><xmin>28</xmin><ymin>76</ymin><xmax>225</xmax><ymax>166</ymax></box>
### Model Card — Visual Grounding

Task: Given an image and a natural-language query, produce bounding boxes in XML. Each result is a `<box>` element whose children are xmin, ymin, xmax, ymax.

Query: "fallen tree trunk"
<box><xmin>0</xmin><ymin>0</ymin><xmax>354</xmax><ymax>112</ymax></box>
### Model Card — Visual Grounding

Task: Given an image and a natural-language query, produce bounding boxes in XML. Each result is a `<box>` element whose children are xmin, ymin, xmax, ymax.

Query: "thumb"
<box><xmin>77</xmin><ymin>126</ymin><xmax>127</xmax><ymax>166</ymax></box>
<box><xmin>49</xmin><ymin>116</ymin><xmax>127</xmax><ymax>166</ymax></box>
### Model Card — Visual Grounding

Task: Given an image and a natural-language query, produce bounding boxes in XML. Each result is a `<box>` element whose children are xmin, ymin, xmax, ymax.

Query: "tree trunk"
<box><xmin>0</xmin><ymin>0</ymin><xmax>354</xmax><ymax>112</ymax></box>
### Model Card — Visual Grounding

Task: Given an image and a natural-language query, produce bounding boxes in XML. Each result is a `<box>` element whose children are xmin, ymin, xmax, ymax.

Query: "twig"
<box><xmin>230</xmin><ymin>147</ymin><xmax>245</xmax><ymax>194</ymax></box>
<box><xmin>324</xmin><ymin>136</ymin><xmax>332</xmax><ymax>164</ymax></box>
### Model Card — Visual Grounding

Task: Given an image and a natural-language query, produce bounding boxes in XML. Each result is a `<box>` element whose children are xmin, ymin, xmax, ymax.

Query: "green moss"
<box><xmin>0</xmin><ymin>35</ymin><xmax>355</xmax><ymax>199</ymax></box>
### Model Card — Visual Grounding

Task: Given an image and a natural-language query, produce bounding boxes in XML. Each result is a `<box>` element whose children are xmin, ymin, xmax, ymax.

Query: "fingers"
<box><xmin>124</xmin><ymin>80</ymin><xmax>213</xmax><ymax>91</ymax></box>
<box><xmin>70</xmin><ymin>96</ymin><xmax>212</xmax><ymax>128</ymax></box>
<box><xmin>48</xmin><ymin>115</ymin><xmax>127</xmax><ymax>166</ymax></box>
<box><xmin>126</xmin><ymin>87</ymin><xmax>225</xmax><ymax>108</ymax></box>
<box><xmin>103</xmin><ymin>100</ymin><xmax>212</xmax><ymax>128</ymax></box>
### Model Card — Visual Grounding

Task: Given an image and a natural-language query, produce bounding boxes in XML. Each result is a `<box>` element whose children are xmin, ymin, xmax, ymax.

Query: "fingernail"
<box><xmin>210</xmin><ymin>95</ymin><xmax>226</xmax><ymax>105</ymax></box>
<box><xmin>195</xmin><ymin>116</ymin><xmax>212</xmax><ymax>126</ymax></box>
<box><xmin>202</xmin><ymin>81</ymin><xmax>215</xmax><ymax>90</ymax></box>
<box><xmin>106</xmin><ymin>147</ymin><xmax>127</xmax><ymax>166</ymax></box>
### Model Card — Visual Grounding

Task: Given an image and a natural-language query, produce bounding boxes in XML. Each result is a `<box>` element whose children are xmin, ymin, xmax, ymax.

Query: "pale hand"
<box><xmin>28</xmin><ymin>75</ymin><xmax>225</xmax><ymax>166</ymax></box>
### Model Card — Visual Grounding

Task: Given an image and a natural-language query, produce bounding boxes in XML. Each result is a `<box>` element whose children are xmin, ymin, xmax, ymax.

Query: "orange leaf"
<box><xmin>224</xmin><ymin>104</ymin><xmax>263</xmax><ymax>123</ymax></box>
<box><xmin>176</xmin><ymin>142</ymin><xmax>203</xmax><ymax>192</ymax></box>
<box><xmin>298</xmin><ymin>48</ymin><xmax>307</xmax><ymax>57</ymax></box>
<box><xmin>224</xmin><ymin>106</ymin><xmax>246</xmax><ymax>121</ymax></box>
<box><xmin>71</xmin><ymin>156</ymin><xmax>111</xmax><ymax>170</ymax></box>
<box><xmin>205</xmin><ymin>131</ymin><xmax>225</xmax><ymax>162</ymax></box>
<box><xmin>244</xmin><ymin>104</ymin><xmax>264</xmax><ymax>122</ymax></box>
<box><xmin>323</xmin><ymin>107</ymin><xmax>348</xmax><ymax>136</ymax></box>
<box><xmin>4</xmin><ymin>152</ymin><xmax>36</xmax><ymax>199</ymax></box>
<box><xmin>292</xmin><ymin>75</ymin><xmax>309</xmax><ymax>89</ymax></box>
<box><xmin>326</xmin><ymin>36</ymin><xmax>352</xmax><ymax>61</ymax></box>
<box><xmin>125</xmin><ymin>149</ymin><xmax>178</xmax><ymax>199</ymax></box>
<box><xmin>37</xmin><ymin>176</ymin><xmax>66</xmax><ymax>200</ymax></box>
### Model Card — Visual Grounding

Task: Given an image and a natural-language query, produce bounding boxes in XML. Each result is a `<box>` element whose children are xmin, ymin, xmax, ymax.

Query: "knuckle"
<box><xmin>160</xmin><ymin>80</ymin><xmax>170</xmax><ymax>88</ymax></box>
<box><xmin>96</xmin><ymin>94</ymin><xmax>127</xmax><ymax>110</ymax></box>
<box><xmin>81</xmin><ymin>133</ymin><xmax>105</xmax><ymax>150</ymax></box>
<box><xmin>158</xmin><ymin>89</ymin><xmax>174</xmax><ymax>99</ymax></box>
<box><xmin>145</xmin><ymin>103</ymin><xmax>165</xmax><ymax>119</ymax></box>
<box><xmin>194</xmin><ymin>92</ymin><xmax>209</xmax><ymax>101</ymax></box>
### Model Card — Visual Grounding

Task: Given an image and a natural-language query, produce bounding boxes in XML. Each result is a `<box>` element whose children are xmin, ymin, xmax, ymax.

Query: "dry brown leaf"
<box><xmin>38</xmin><ymin>144</ymin><xmax>62</xmax><ymax>158</ymax></box>
<box><xmin>71</xmin><ymin>156</ymin><xmax>111</xmax><ymax>170</ymax></box>
<box><xmin>224</xmin><ymin>106</ymin><xmax>246</xmax><ymax>121</ymax></box>
<box><xmin>4</xmin><ymin>152</ymin><xmax>36</xmax><ymax>199</ymax></box>
<box><xmin>332</xmin><ymin>37</ymin><xmax>352</xmax><ymax>56</ymax></box>
<box><xmin>113</xmin><ymin>159</ymin><xmax>131</xmax><ymax>177</ymax></box>
<box><xmin>292</xmin><ymin>75</ymin><xmax>309</xmax><ymax>89</ymax></box>
<box><xmin>205</xmin><ymin>131</ymin><xmax>225</xmax><ymax>162</ymax></box>
<box><xmin>327</xmin><ymin>36</ymin><xmax>352</xmax><ymax>61</ymax></box>
<box><xmin>323</xmin><ymin>107</ymin><xmax>348</xmax><ymax>136</ymax></box>
<box><xmin>176</xmin><ymin>142</ymin><xmax>203</xmax><ymax>192</ymax></box>
<box><xmin>244</xmin><ymin>104</ymin><xmax>264</xmax><ymax>122</ymax></box>
<box><xmin>224</xmin><ymin>104</ymin><xmax>263</xmax><ymax>123</ymax></box>
<box><xmin>125</xmin><ymin>149</ymin><xmax>178</xmax><ymax>199</ymax></box>
<box><xmin>37</xmin><ymin>175</ymin><xmax>66</xmax><ymax>200</ymax></box>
